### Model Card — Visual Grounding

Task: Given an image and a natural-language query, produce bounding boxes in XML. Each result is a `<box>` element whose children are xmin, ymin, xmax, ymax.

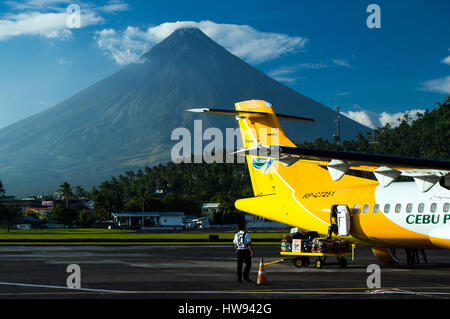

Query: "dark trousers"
<box><xmin>327</xmin><ymin>224</ymin><xmax>338</xmax><ymax>239</ymax></box>
<box><xmin>236</xmin><ymin>249</ymin><xmax>251</xmax><ymax>281</ymax></box>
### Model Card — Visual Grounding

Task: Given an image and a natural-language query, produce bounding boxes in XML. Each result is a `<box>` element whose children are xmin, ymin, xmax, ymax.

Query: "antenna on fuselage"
<box><xmin>333</xmin><ymin>106</ymin><xmax>341</xmax><ymax>150</ymax></box>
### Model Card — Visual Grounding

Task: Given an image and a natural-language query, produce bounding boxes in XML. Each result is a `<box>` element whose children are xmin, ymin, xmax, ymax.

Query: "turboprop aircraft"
<box><xmin>188</xmin><ymin>100</ymin><xmax>450</xmax><ymax>264</ymax></box>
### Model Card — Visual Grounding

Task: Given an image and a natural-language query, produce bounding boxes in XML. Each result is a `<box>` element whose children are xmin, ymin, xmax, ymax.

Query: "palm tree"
<box><xmin>59</xmin><ymin>182</ymin><xmax>73</xmax><ymax>208</ymax></box>
<box><xmin>0</xmin><ymin>180</ymin><xmax>5</xmax><ymax>198</ymax></box>
<box><xmin>75</xmin><ymin>185</ymin><xmax>86</xmax><ymax>200</ymax></box>
<box><xmin>135</xmin><ymin>185</ymin><xmax>150</xmax><ymax>212</ymax></box>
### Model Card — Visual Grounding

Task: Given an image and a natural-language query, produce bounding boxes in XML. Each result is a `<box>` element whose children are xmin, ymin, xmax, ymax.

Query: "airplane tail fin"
<box><xmin>234</xmin><ymin>100</ymin><xmax>300</xmax><ymax>196</ymax></box>
<box><xmin>187</xmin><ymin>99</ymin><xmax>314</xmax><ymax>197</ymax></box>
<box><xmin>234</xmin><ymin>100</ymin><xmax>298</xmax><ymax>149</ymax></box>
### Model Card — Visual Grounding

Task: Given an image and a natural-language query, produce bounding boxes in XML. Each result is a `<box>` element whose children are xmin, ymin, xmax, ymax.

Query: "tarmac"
<box><xmin>0</xmin><ymin>244</ymin><xmax>449</xmax><ymax>301</ymax></box>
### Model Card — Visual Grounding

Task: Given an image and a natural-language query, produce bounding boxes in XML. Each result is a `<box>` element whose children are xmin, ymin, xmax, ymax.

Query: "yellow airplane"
<box><xmin>188</xmin><ymin>99</ymin><xmax>450</xmax><ymax>264</ymax></box>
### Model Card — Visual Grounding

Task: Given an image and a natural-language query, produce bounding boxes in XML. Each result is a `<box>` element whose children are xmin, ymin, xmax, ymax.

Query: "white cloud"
<box><xmin>298</xmin><ymin>63</ymin><xmax>329</xmax><ymax>69</ymax></box>
<box><xmin>342</xmin><ymin>108</ymin><xmax>425</xmax><ymax>129</ymax></box>
<box><xmin>98</xmin><ymin>0</ymin><xmax>130</xmax><ymax>13</ymax></box>
<box><xmin>421</xmin><ymin>75</ymin><xmax>450</xmax><ymax>94</ymax></box>
<box><xmin>1</xmin><ymin>11</ymin><xmax>70</xmax><ymax>40</ymax></box>
<box><xmin>267</xmin><ymin>58</ymin><xmax>354</xmax><ymax>84</ymax></box>
<box><xmin>267</xmin><ymin>66</ymin><xmax>299</xmax><ymax>83</ymax></box>
<box><xmin>442</xmin><ymin>50</ymin><xmax>450</xmax><ymax>65</ymax></box>
<box><xmin>442</xmin><ymin>55</ymin><xmax>450</xmax><ymax>65</ymax></box>
<box><xmin>378</xmin><ymin>110</ymin><xmax>425</xmax><ymax>127</ymax></box>
<box><xmin>0</xmin><ymin>1</ymin><xmax>106</xmax><ymax>41</ymax></box>
<box><xmin>331</xmin><ymin>58</ymin><xmax>352</xmax><ymax>68</ymax></box>
<box><xmin>417</xmin><ymin>52</ymin><xmax>450</xmax><ymax>94</ymax></box>
<box><xmin>94</xmin><ymin>20</ymin><xmax>308</xmax><ymax>65</ymax></box>
<box><xmin>342</xmin><ymin>110</ymin><xmax>378</xmax><ymax>128</ymax></box>
<box><xmin>5</xmin><ymin>0</ymin><xmax>71</xmax><ymax>11</ymax></box>
<box><xmin>94</xmin><ymin>27</ymin><xmax>150</xmax><ymax>65</ymax></box>
<box><xmin>57</xmin><ymin>57</ymin><xmax>71</xmax><ymax>65</ymax></box>
<box><xmin>267</xmin><ymin>62</ymin><xmax>330</xmax><ymax>84</ymax></box>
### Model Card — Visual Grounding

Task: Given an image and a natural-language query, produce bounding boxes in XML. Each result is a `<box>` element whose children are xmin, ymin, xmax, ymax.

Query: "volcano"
<box><xmin>0</xmin><ymin>28</ymin><xmax>370</xmax><ymax>195</ymax></box>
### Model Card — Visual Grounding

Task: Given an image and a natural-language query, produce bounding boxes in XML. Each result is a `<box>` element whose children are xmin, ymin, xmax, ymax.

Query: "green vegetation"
<box><xmin>0</xmin><ymin>205</ymin><xmax>21</xmax><ymax>231</ymax></box>
<box><xmin>301</xmin><ymin>97</ymin><xmax>449</xmax><ymax>160</ymax></box>
<box><xmin>59</xmin><ymin>182</ymin><xmax>73</xmax><ymax>208</ymax></box>
<box><xmin>0</xmin><ymin>228</ymin><xmax>133</xmax><ymax>234</ymax></box>
<box><xmin>0</xmin><ymin>228</ymin><xmax>285</xmax><ymax>245</ymax></box>
<box><xmin>0</xmin><ymin>180</ymin><xmax>22</xmax><ymax>230</ymax></box>
<box><xmin>89</xmin><ymin>160</ymin><xmax>252</xmax><ymax>223</ymax></box>
<box><xmin>48</xmin><ymin>204</ymin><xmax>78</xmax><ymax>226</ymax></box>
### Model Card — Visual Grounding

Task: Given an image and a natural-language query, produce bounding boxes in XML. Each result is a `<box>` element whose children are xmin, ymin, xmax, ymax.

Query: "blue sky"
<box><xmin>0</xmin><ymin>0</ymin><xmax>449</xmax><ymax>129</ymax></box>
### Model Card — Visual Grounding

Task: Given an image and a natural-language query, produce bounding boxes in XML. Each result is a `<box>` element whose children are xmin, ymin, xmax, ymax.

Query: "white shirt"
<box><xmin>233</xmin><ymin>230</ymin><xmax>251</xmax><ymax>250</ymax></box>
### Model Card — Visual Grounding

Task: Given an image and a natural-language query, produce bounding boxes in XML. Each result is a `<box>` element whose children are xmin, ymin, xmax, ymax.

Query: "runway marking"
<box><xmin>0</xmin><ymin>281</ymin><xmax>450</xmax><ymax>297</ymax></box>
<box><xmin>0</xmin><ymin>281</ymin><xmax>131</xmax><ymax>294</ymax></box>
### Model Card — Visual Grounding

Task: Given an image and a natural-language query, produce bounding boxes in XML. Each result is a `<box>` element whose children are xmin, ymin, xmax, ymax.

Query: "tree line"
<box><xmin>300</xmin><ymin>97</ymin><xmax>449</xmax><ymax>159</ymax></box>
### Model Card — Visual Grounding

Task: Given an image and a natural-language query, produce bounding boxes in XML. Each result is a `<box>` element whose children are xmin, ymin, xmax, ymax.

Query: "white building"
<box><xmin>244</xmin><ymin>214</ymin><xmax>289</xmax><ymax>229</ymax></box>
<box><xmin>201</xmin><ymin>203</ymin><xmax>220</xmax><ymax>216</ymax></box>
<box><xmin>111</xmin><ymin>212</ymin><xmax>185</xmax><ymax>229</ymax></box>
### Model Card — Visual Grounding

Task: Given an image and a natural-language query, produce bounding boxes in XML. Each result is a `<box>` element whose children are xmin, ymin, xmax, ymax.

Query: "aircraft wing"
<box><xmin>237</xmin><ymin>144</ymin><xmax>450</xmax><ymax>192</ymax></box>
<box><xmin>277</xmin><ymin>146</ymin><xmax>450</xmax><ymax>170</ymax></box>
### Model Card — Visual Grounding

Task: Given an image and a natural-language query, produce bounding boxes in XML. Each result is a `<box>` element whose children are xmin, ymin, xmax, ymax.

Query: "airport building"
<box><xmin>201</xmin><ymin>203</ymin><xmax>220</xmax><ymax>216</ymax></box>
<box><xmin>201</xmin><ymin>202</ymin><xmax>289</xmax><ymax>229</ymax></box>
<box><xmin>244</xmin><ymin>214</ymin><xmax>289</xmax><ymax>229</ymax></box>
<box><xmin>111</xmin><ymin>211</ymin><xmax>185</xmax><ymax>229</ymax></box>
<box><xmin>0</xmin><ymin>196</ymin><xmax>87</xmax><ymax>216</ymax></box>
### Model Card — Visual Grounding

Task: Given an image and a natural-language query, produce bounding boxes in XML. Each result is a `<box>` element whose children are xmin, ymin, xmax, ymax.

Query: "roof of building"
<box><xmin>202</xmin><ymin>203</ymin><xmax>220</xmax><ymax>209</ymax></box>
<box><xmin>111</xmin><ymin>212</ymin><xmax>185</xmax><ymax>217</ymax></box>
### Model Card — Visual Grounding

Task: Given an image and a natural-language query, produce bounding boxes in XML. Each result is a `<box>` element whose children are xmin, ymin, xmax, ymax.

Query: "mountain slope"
<box><xmin>0</xmin><ymin>28</ymin><xmax>370</xmax><ymax>195</ymax></box>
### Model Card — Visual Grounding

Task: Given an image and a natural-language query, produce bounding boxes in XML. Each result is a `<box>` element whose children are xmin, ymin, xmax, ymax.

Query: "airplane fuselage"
<box><xmin>190</xmin><ymin>99</ymin><xmax>450</xmax><ymax>262</ymax></box>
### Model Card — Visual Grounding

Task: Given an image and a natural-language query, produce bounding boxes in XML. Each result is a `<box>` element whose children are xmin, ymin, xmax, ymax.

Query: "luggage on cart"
<box><xmin>302</xmin><ymin>238</ymin><xmax>313</xmax><ymax>252</ymax></box>
<box><xmin>280</xmin><ymin>235</ymin><xmax>352</xmax><ymax>269</ymax></box>
<box><xmin>281</xmin><ymin>235</ymin><xmax>291</xmax><ymax>252</ymax></box>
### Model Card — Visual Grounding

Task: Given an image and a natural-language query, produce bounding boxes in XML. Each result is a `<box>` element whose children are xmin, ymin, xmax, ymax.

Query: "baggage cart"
<box><xmin>279</xmin><ymin>234</ymin><xmax>354</xmax><ymax>268</ymax></box>
<box><xmin>280</xmin><ymin>251</ymin><xmax>351</xmax><ymax>268</ymax></box>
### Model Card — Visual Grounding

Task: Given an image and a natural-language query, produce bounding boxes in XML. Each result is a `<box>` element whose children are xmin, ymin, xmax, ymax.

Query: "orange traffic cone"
<box><xmin>257</xmin><ymin>258</ymin><xmax>267</xmax><ymax>285</ymax></box>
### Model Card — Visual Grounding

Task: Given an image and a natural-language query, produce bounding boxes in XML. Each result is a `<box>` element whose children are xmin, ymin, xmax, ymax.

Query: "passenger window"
<box><xmin>384</xmin><ymin>204</ymin><xmax>390</xmax><ymax>214</ymax></box>
<box><xmin>406</xmin><ymin>203</ymin><xmax>413</xmax><ymax>213</ymax></box>
<box><xmin>418</xmin><ymin>203</ymin><xmax>425</xmax><ymax>213</ymax></box>
<box><xmin>363</xmin><ymin>204</ymin><xmax>369</xmax><ymax>214</ymax></box>
<box><xmin>445</xmin><ymin>203</ymin><xmax>450</xmax><ymax>213</ymax></box>
<box><xmin>430</xmin><ymin>203</ymin><xmax>437</xmax><ymax>213</ymax></box>
<box><xmin>353</xmin><ymin>204</ymin><xmax>359</xmax><ymax>214</ymax></box>
<box><xmin>395</xmin><ymin>204</ymin><xmax>401</xmax><ymax>213</ymax></box>
<box><xmin>373</xmin><ymin>204</ymin><xmax>379</xmax><ymax>214</ymax></box>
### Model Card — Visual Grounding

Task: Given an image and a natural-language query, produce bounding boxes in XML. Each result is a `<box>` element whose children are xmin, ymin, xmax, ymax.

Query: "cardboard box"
<box><xmin>292</xmin><ymin>239</ymin><xmax>302</xmax><ymax>253</ymax></box>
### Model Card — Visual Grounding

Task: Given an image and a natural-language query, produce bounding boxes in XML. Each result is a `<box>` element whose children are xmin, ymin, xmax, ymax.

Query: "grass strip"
<box><xmin>0</xmin><ymin>229</ymin><xmax>289</xmax><ymax>241</ymax></box>
<box><xmin>0</xmin><ymin>241</ymin><xmax>280</xmax><ymax>245</ymax></box>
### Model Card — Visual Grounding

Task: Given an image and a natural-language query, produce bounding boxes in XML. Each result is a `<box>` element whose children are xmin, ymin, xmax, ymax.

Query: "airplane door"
<box><xmin>336</xmin><ymin>205</ymin><xmax>351</xmax><ymax>236</ymax></box>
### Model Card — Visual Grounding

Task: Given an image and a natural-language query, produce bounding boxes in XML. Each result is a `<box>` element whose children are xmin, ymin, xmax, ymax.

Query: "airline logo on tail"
<box><xmin>251</xmin><ymin>157</ymin><xmax>274</xmax><ymax>175</ymax></box>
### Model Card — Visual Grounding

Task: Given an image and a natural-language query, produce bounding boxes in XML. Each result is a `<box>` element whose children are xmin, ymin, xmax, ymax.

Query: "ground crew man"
<box><xmin>327</xmin><ymin>206</ymin><xmax>338</xmax><ymax>239</ymax></box>
<box><xmin>420</xmin><ymin>249</ymin><xmax>428</xmax><ymax>263</ymax></box>
<box><xmin>233</xmin><ymin>224</ymin><xmax>255</xmax><ymax>283</ymax></box>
